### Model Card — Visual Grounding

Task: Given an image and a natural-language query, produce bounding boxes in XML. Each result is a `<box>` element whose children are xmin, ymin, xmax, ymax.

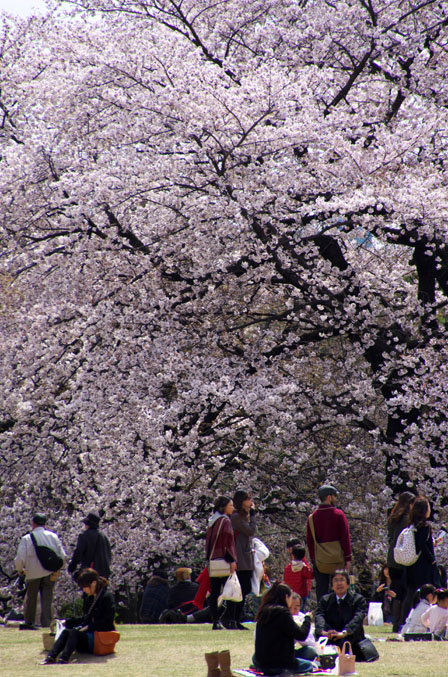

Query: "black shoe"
<box><xmin>57</xmin><ymin>657</ymin><xmax>69</xmax><ymax>664</ymax></box>
<box><xmin>19</xmin><ymin>622</ymin><xmax>37</xmax><ymax>630</ymax></box>
<box><xmin>40</xmin><ymin>656</ymin><xmax>56</xmax><ymax>665</ymax></box>
<box><xmin>236</xmin><ymin>622</ymin><xmax>249</xmax><ymax>630</ymax></box>
<box><xmin>212</xmin><ymin>621</ymin><xmax>223</xmax><ymax>630</ymax></box>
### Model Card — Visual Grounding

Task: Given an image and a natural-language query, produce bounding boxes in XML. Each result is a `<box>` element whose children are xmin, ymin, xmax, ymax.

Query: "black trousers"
<box><xmin>314</xmin><ymin>568</ymin><xmax>331</xmax><ymax>602</ymax></box>
<box><xmin>226</xmin><ymin>569</ymin><xmax>253</xmax><ymax>622</ymax></box>
<box><xmin>209</xmin><ymin>576</ymin><xmax>228</xmax><ymax>623</ymax></box>
<box><xmin>49</xmin><ymin>628</ymin><xmax>90</xmax><ymax>661</ymax></box>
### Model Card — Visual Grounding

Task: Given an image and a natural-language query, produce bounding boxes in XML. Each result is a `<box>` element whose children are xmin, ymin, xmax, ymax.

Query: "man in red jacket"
<box><xmin>306</xmin><ymin>485</ymin><xmax>352</xmax><ymax>602</ymax></box>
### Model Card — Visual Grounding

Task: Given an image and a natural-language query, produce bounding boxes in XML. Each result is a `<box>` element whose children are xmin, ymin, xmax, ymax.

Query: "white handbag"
<box><xmin>208</xmin><ymin>518</ymin><xmax>232</xmax><ymax>577</ymax></box>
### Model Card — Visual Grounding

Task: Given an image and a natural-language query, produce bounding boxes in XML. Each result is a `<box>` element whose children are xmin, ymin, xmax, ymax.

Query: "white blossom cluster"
<box><xmin>0</xmin><ymin>0</ymin><xmax>447</xmax><ymax>597</ymax></box>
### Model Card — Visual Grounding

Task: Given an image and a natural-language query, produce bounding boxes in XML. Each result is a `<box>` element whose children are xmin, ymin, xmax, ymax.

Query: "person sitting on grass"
<box><xmin>314</xmin><ymin>569</ymin><xmax>368</xmax><ymax>661</ymax></box>
<box><xmin>290</xmin><ymin>593</ymin><xmax>318</xmax><ymax>664</ymax></box>
<box><xmin>421</xmin><ymin>588</ymin><xmax>448</xmax><ymax>639</ymax></box>
<box><xmin>252</xmin><ymin>582</ymin><xmax>315</xmax><ymax>675</ymax></box>
<box><xmin>401</xmin><ymin>584</ymin><xmax>437</xmax><ymax>635</ymax></box>
<box><xmin>41</xmin><ymin>569</ymin><xmax>116</xmax><ymax>665</ymax></box>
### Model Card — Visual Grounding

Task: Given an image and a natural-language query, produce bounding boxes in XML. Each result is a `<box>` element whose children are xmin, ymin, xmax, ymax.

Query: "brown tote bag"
<box><xmin>338</xmin><ymin>641</ymin><xmax>356</xmax><ymax>675</ymax></box>
<box><xmin>308</xmin><ymin>515</ymin><xmax>345</xmax><ymax>574</ymax></box>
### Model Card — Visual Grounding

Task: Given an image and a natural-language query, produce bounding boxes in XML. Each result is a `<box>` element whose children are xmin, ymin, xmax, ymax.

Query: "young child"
<box><xmin>401</xmin><ymin>584</ymin><xmax>437</xmax><ymax>634</ymax></box>
<box><xmin>283</xmin><ymin>545</ymin><xmax>313</xmax><ymax>611</ymax></box>
<box><xmin>421</xmin><ymin>588</ymin><xmax>448</xmax><ymax>639</ymax></box>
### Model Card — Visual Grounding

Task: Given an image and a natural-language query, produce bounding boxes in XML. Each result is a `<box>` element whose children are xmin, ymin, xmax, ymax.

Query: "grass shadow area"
<box><xmin>1</xmin><ymin>623</ymin><xmax>448</xmax><ymax>676</ymax></box>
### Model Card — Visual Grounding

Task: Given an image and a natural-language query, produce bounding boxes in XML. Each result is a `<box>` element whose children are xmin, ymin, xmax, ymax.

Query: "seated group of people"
<box><xmin>253</xmin><ymin>570</ymin><xmax>368</xmax><ymax>676</ymax></box>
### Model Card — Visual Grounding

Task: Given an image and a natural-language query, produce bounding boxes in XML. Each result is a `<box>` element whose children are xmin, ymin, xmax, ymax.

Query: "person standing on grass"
<box><xmin>205</xmin><ymin>495</ymin><xmax>237</xmax><ymax>630</ymax></box>
<box><xmin>229</xmin><ymin>489</ymin><xmax>257</xmax><ymax>630</ymax></box>
<box><xmin>400</xmin><ymin>496</ymin><xmax>441</xmax><ymax>626</ymax></box>
<box><xmin>15</xmin><ymin>513</ymin><xmax>66</xmax><ymax>630</ymax></box>
<box><xmin>68</xmin><ymin>512</ymin><xmax>112</xmax><ymax>580</ymax></box>
<box><xmin>306</xmin><ymin>485</ymin><xmax>352</xmax><ymax>601</ymax></box>
<box><xmin>386</xmin><ymin>491</ymin><xmax>415</xmax><ymax>632</ymax></box>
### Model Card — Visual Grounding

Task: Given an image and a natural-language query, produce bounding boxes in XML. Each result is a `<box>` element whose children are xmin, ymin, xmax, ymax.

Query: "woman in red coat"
<box><xmin>205</xmin><ymin>496</ymin><xmax>237</xmax><ymax>630</ymax></box>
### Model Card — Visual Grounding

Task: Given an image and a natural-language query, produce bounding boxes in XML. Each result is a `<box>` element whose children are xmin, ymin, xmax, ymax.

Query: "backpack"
<box><xmin>30</xmin><ymin>533</ymin><xmax>64</xmax><ymax>572</ymax></box>
<box><xmin>393</xmin><ymin>525</ymin><xmax>419</xmax><ymax>566</ymax></box>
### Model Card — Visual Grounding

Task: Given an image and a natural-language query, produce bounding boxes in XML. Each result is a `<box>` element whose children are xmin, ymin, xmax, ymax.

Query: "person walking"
<box><xmin>68</xmin><ymin>512</ymin><xmax>112</xmax><ymax>580</ymax></box>
<box><xmin>229</xmin><ymin>489</ymin><xmax>256</xmax><ymax>629</ymax></box>
<box><xmin>400</xmin><ymin>496</ymin><xmax>441</xmax><ymax>626</ymax></box>
<box><xmin>386</xmin><ymin>491</ymin><xmax>415</xmax><ymax>631</ymax></box>
<box><xmin>306</xmin><ymin>485</ymin><xmax>352</xmax><ymax>602</ymax></box>
<box><xmin>15</xmin><ymin>513</ymin><xmax>66</xmax><ymax>629</ymax></box>
<box><xmin>205</xmin><ymin>496</ymin><xmax>237</xmax><ymax>630</ymax></box>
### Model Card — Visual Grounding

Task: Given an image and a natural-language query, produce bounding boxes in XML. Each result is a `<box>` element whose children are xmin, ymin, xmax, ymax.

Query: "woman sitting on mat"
<box><xmin>253</xmin><ymin>582</ymin><xmax>315</xmax><ymax>675</ymax></box>
<box><xmin>42</xmin><ymin>568</ymin><xmax>116</xmax><ymax>664</ymax></box>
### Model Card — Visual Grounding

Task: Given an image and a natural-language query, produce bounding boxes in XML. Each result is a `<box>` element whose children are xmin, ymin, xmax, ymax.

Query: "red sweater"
<box><xmin>306</xmin><ymin>504</ymin><xmax>352</xmax><ymax>564</ymax></box>
<box><xmin>283</xmin><ymin>558</ymin><xmax>313</xmax><ymax>597</ymax></box>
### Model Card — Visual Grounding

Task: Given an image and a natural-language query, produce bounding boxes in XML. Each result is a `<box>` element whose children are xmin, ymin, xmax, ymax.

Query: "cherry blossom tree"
<box><xmin>1</xmin><ymin>0</ymin><xmax>448</xmax><ymax>595</ymax></box>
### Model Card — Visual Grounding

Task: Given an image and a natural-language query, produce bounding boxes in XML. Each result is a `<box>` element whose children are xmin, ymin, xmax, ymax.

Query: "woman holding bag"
<box><xmin>41</xmin><ymin>568</ymin><xmax>116</xmax><ymax>664</ymax></box>
<box><xmin>205</xmin><ymin>496</ymin><xmax>237</xmax><ymax>630</ymax></box>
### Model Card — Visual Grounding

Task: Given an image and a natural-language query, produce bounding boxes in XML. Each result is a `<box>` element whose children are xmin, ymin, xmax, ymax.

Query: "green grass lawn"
<box><xmin>1</xmin><ymin>623</ymin><xmax>448</xmax><ymax>676</ymax></box>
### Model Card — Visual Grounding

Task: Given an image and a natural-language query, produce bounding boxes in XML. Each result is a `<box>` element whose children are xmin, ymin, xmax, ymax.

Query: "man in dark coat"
<box><xmin>68</xmin><ymin>512</ymin><xmax>112</xmax><ymax>579</ymax></box>
<box><xmin>315</xmin><ymin>570</ymin><xmax>368</xmax><ymax>661</ymax></box>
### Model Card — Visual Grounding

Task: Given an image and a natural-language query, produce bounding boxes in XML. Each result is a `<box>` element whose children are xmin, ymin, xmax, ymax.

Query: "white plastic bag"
<box><xmin>55</xmin><ymin>619</ymin><xmax>65</xmax><ymax>641</ymax></box>
<box><xmin>368</xmin><ymin>601</ymin><xmax>384</xmax><ymax>626</ymax></box>
<box><xmin>221</xmin><ymin>572</ymin><xmax>242</xmax><ymax>602</ymax></box>
<box><xmin>251</xmin><ymin>538</ymin><xmax>270</xmax><ymax>595</ymax></box>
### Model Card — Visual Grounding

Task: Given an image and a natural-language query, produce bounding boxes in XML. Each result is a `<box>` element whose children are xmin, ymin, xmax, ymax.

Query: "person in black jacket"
<box><xmin>42</xmin><ymin>569</ymin><xmax>116</xmax><ymax>664</ymax></box>
<box><xmin>253</xmin><ymin>582</ymin><xmax>315</xmax><ymax>675</ymax></box>
<box><xmin>400</xmin><ymin>496</ymin><xmax>441</xmax><ymax>625</ymax></box>
<box><xmin>167</xmin><ymin>567</ymin><xmax>199</xmax><ymax>613</ymax></box>
<box><xmin>68</xmin><ymin>512</ymin><xmax>112</xmax><ymax>580</ymax></box>
<box><xmin>315</xmin><ymin>570</ymin><xmax>367</xmax><ymax>661</ymax></box>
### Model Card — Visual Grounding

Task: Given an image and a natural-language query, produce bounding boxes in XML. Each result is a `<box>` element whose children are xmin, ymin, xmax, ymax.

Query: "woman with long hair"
<box><xmin>386</xmin><ymin>491</ymin><xmax>415</xmax><ymax>631</ymax></box>
<box><xmin>373</xmin><ymin>563</ymin><xmax>397</xmax><ymax>623</ymax></box>
<box><xmin>253</xmin><ymin>582</ymin><xmax>314</xmax><ymax>675</ymax></box>
<box><xmin>227</xmin><ymin>489</ymin><xmax>256</xmax><ymax>630</ymax></box>
<box><xmin>42</xmin><ymin>568</ymin><xmax>116</xmax><ymax>664</ymax></box>
<box><xmin>205</xmin><ymin>495</ymin><xmax>237</xmax><ymax>630</ymax></box>
<box><xmin>400</xmin><ymin>496</ymin><xmax>441</xmax><ymax>627</ymax></box>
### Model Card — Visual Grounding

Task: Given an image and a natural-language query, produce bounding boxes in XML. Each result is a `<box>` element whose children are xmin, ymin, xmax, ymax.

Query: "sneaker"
<box><xmin>40</xmin><ymin>656</ymin><xmax>56</xmax><ymax>665</ymax></box>
<box><xmin>19</xmin><ymin>622</ymin><xmax>37</xmax><ymax>630</ymax></box>
<box><xmin>57</xmin><ymin>657</ymin><xmax>69</xmax><ymax>664</ymax></box>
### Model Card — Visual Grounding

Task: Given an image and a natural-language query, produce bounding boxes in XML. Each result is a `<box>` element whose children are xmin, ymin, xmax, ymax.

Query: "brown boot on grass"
<box><xmin>218</xmin><ymin>649</ymin><xmax>236</xmax><ymax>677</ymax></box>
<box><xmin>205</xmin><ymin>651</ymin><xmax>221</xmax><ymax>677</ymax></box>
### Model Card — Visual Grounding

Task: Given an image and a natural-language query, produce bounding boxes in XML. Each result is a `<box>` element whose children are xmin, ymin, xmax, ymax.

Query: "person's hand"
<box><xmin>79</xmin><ymin>626</ymin><xmax>88</xmax><ymax>632</ymax></box>
<box><xmin>230</xmin><ymin>562</ymin><xmax>237</xmax><ymax>573</ymax></box>
<box><xmin>305</xmin><ymin>610</ymin><xmax>314</xmax><ymax>621</ymax></box>
<box><xmin>344</xmin><ymin>561</ymin><xmax>351</xmax><ymax>572</ymax></box>
<box><xmin>388</xmin><ymin>589</ymin><xmax>397</xmax><ymax>598</ymax></box>
<box><xmin>376</xmin><ymin>583</ymin><xmax>386</xmax><ymax>592</ymax></box>
<box><xmin>328</xmin><ymin>629</ymin><xmax>346</xmax><ymax>640</ymax></box>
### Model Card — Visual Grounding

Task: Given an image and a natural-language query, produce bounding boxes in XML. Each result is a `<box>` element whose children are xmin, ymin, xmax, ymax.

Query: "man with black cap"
<box><xmin>306</xmin><ymin>485</ymin><xmax>352</xmax><ymax>602</ymax></box>
<box><xmin>68</xmin><ymin>512</ymin><xmax>112</xmax><ymax>579</ymax></box>
<box><xmin>15</xmin><ymin>514</ymin><xmax>66</xmax><ymax>629</ymax></box>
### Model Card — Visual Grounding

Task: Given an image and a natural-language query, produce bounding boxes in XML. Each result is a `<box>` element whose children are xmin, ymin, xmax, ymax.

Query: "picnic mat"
<box><xmin>233</xmin><ymin>670</ymin><xmax>358</xmax><ymax>676</ymax></box>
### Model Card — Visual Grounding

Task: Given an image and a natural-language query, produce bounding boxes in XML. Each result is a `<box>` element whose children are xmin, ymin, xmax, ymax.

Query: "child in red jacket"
<box><xmin>283</xmin><ymin>545</ymin><xmax>313</xmax><ymax>611</ymax></box>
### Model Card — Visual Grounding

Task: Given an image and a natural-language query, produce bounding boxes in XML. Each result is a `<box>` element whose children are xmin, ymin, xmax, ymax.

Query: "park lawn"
<box><xmin>1</xmin><ymin>624</ymin><xmax>448</xmax><ymax>676</ymax></box>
